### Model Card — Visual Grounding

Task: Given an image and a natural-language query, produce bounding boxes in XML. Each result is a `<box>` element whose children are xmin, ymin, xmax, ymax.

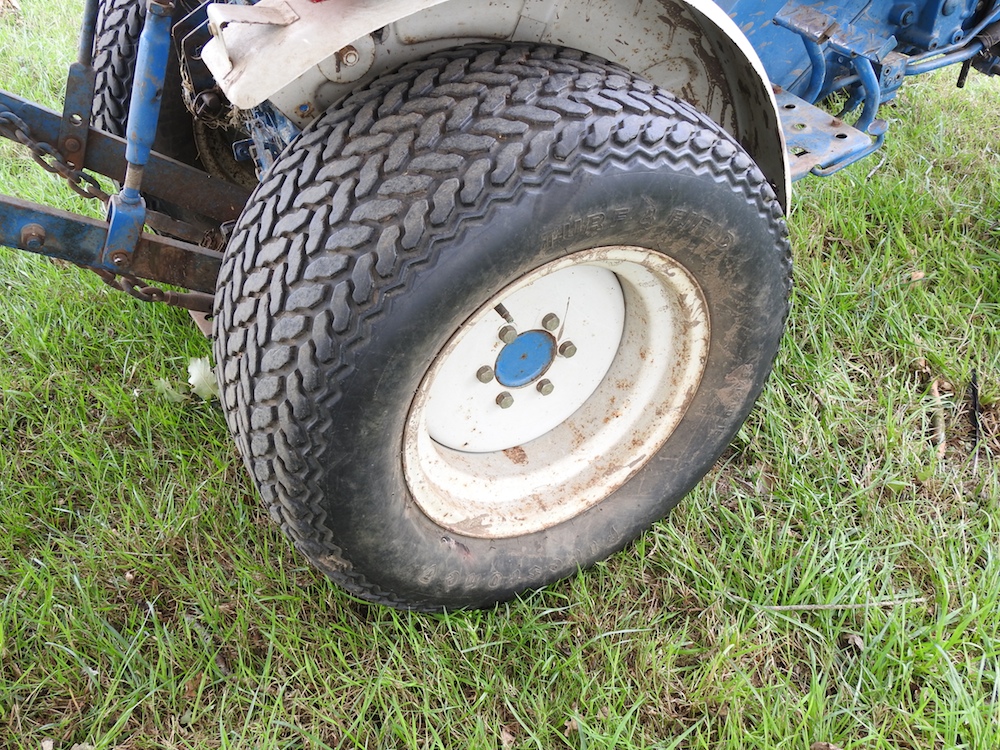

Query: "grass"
<box><xmin>2</xmin><ymin>1</ymin><xmax>1000</xmax><ymax>748</ymax></box>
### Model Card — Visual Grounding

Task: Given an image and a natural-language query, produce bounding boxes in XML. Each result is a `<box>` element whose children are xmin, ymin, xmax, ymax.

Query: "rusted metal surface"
<box><xmin>93</xmin><ymin>269</ymin><xmax>215</xmax><ymax>313</ymax></box>
<box><xmin>0</xmin><ymin>192</ymin><xmax>222</xmax><ymax>297</ymax></box>
<box><xmin>131</xmin><ymin>232</ymin><xmax>223</xmax><ymax>294</ymax></box>
<box><xmin>0</xmin><ymin>89</ymin><xmax>251</xmax><ymax>223</ymax></box>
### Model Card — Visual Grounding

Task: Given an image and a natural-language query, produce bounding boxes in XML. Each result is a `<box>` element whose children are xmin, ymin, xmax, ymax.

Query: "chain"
<box><xmin>0</xmin><ymin>109</ymin><xmax>216</xmax><ymax>313</ymax></box>
<box><xmin>0</xmin><ymin>110</ymin><xmax>111</xmax><ymax>203</ymax></box>
<box><xmin>92</xmin><ymin>268</ymin><xmax>214</xmax><ymax>313</ymax></box>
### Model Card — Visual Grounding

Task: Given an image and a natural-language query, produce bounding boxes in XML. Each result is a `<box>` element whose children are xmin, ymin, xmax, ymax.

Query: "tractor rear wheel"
<box><xmin>214</xmin><ymin>43</ymin><xmax>791</xmax><ymax>610</ymax></box>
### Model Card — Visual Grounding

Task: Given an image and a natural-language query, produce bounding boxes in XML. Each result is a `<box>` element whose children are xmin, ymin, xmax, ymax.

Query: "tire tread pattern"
<box><xmin>215</xmin><ymin>44</ymin><xmax>791</xmax><ymax>610</ymax></box>
<box><xmin>92</xmin><ymin>0</ymin><xmax>144</xmax><ymax>135</ymax></box>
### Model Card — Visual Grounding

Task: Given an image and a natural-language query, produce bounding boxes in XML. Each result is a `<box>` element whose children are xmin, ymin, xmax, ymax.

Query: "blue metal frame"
<box><xmin>0</xmin><ymin>90</ymin><xmax>249</xmax><ymax>220</ymax></box>
<box><xmin>0</xmin><ymin>194</ymin><xmax>222</xmax><ymax>294</ymax></box>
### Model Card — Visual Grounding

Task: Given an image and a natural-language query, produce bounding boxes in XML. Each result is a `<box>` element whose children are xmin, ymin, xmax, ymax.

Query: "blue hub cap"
<box><xmin>495</xmin><ymin>330</ymin><xmax>557</xmax><ymax>388</ymax></box>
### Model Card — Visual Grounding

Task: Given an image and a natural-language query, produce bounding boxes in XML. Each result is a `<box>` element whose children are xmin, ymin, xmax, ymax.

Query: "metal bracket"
<box><xmin>0</xmin><ymin>192</ymin><xmax>222</xmax><ymax>297</ymax></box>
<box><xmin>58</xmin><ymin>64</ymin><xmax>96</xmax><ymax>172</ymax></box>
<box><xmin>57</xmin><ymin>0</ymin><xmax>100</xmax><ymax>170</ymax></box>
<box><xmin>100</xmin><ymin>0</ymin><xmax>178</xmax><ymax>272</ymax></box>
<box><xmin>774</xmin><ymin>2</ymin><xmax>898</xmax><ymax>139</ymax></box>
<box><xmin>206</xmin><ymin>1</ymin><xmax>300</xmax><ymax>71</ymax></box>
<box><xmin>775</xmin><ymin>88</ymin><xmax>881</xmax><ymax>180</ymax></box>
<box><xmin>0</xmin><ymin>89</ymin><xmax>250</xmax><ymax>223</ymax></box>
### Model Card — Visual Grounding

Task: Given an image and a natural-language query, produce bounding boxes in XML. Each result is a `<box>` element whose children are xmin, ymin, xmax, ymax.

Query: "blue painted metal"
<box><xmin>721</xmin><ymin>0</ymin><xmax>997</xmax><ymax>98</ymax></box>
<box><xmin>812</xmin><ymin>121</ymin><xmax>888</xmax><ymax>177</ymax></box>
<box><xmin>0</xmin><ymin>90</ymin><xmax>249</xmax><ymax>222</ymax></box>
<box><xmin>743</xmin><ymin>0</ymin><xmax>998</xmax><ymax>175</ymax></box>
<box><xmin>776</xmin><ymin>89</ymin><xmax>878</xmax><ymax>179</ymax></box>
<box><xmin>124</xmin><ymin>0</ymin><xmax>175</xmax><ymax>170</ymax></box>
<box><xmin>101</xmin><ymin>0</ymin><xmax>177</xmax><ymax>272</ymax></box>
<box><xmin>57</xmin><ymin>0</ymin><xmax>98</xmax><ymax>170</ymax></box>
<box><xmin>0</xmin><ymin>194</ymin><xmax>107</xmax><ymax>268</ymax></box>
<box><xmin>495</xmin><ymin>331</ymin><xmax>557</xmax><ymax>389</ymax></box>
<box><xmin>802</xmin><ymin>39</ymin><xmax>828</xmax><ymax>103</ymax></box>
<box><xmin>102</xmin><ymin>195</ymin><xmax>147</xmax><ymax>271</ymax></box>
<box><xmin>0</xmin><ymin>193</ymin><xmax>222</xmax><ymax>293</ymax></box>
<box><xmin>905</xmin><ymin>38</ymin><xmax>984</xmax><ymax>73</ymax></box>
<box><xmin>246</xmin><ymin>102</ymin><xmax>301</xmax><ymax>176</ymax></box>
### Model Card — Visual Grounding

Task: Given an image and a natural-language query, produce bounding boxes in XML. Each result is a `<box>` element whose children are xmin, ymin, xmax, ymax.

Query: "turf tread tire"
<box><xmin>215</xmin><ymin>43</ymin><xmax>791</xmax><ymax>611</ymax></box>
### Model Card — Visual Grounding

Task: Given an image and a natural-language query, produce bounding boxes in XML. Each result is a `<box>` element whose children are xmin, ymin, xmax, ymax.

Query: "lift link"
<box><xmin>101</xmin><ymin>0</ymin><xmax>177</xmax><ymax>275</ymax></box>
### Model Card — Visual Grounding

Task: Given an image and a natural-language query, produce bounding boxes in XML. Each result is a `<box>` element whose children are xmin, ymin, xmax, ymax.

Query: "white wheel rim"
<box><xmin>404</xmin><ymin>246</ymin><xmax>710</xmax><ymax>538</ymax></box>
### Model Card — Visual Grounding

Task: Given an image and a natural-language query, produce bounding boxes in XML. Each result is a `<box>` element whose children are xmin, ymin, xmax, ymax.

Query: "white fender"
<box><xmin>202</xmin><ymin>0</ymin><xmax>789</xmax><ymax>207</ymax></box>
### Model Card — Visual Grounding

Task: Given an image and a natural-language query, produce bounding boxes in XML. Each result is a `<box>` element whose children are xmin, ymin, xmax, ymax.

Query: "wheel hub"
<box><xmin>494</xmin><ymin>330</ymin><xmax>557</xmax><ymax>388</ymax></box>
<box><xmin>421</xmin><ymin>264</ymin><xmax>625</xmax><ymax>454</ymax></box>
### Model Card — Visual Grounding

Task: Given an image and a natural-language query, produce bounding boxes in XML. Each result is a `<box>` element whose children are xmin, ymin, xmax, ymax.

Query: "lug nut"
<box><xmin>20</xmin><ymin>223</ymin><xmax>45</xmax><ymax>250</ymax></box>
<box><xmin>542</xmin><ymin>313</ymin><xmax>559</xmax><ymax>331</ymax></box>
<box><xmin>498</xmin><ymin>325</ymin><xmax>517</xmax><ymax>344</ymax></box>
<box><xmin>559</xmin><ymin>341</ymin><xmax>577</xmax><ymax>358</ymax></box>
<box><xmin>536</xmin><ymin>379</ymin><xmax>554</xmax><ymax>396</ymax></box>
<box><xmin>476</xmin><ymin>366</ymin><xmax>494</xmax><ymax>383</ymax></box>
<box><xmin>496</xmin><ymin>392</ymin><xmax>514</xmax><ymax>409</ymax></box>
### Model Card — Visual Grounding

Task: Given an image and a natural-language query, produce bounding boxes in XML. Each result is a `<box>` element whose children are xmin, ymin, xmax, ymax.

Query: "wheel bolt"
<box><xmin>559</xmin><ymin>341</ymin><xmax>577</xmax><ymax>358</ymax></box>
<box><xmin>542</xmin><ymin>313</ymin><xmax>559</xmax><ymax>331</ymax></box>
<box><xmin>496</xmin><ymin>392</ymin><xmax>514</xmax><ymax>409</ymax></box>
<box><xmin>536</xmin><ymin>379</ymin><xmax>554</xmax><ymax>396</ymax></box>
<box><xmin>499</xmin><ymin>325</ymin><xmax>517</xmax><ymax>344</ymax></box>
<box><xmin>476</xmin><ymin>366</ymin><xmax>494</xmax><ymax>383</ymax></box>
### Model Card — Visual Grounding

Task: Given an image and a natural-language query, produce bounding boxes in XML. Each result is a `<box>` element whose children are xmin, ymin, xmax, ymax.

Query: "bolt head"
<box><xmin>20</xmin><ymin>223</ymin><xmax>45</xmax><ymax>249</ymax></box>
<box><xmin>341</xmin><ymin>46</ymin><xmax>360</xmax><ymax>66</ymax></box>
<box><xmin>499</xmin><ymin>325</ymin><xmax>517</xmax><ymax>344</ymax></box>
<box><xmin>194</xmin><ymin>91</ymin><xmax>224</xmax><ymax>118</ymax></box>
<box><xmin>110</xmin><ymin>251</ymin><xmax>129</xmax><ymax>267</ymax></box>
<box><xmin>64</xmin><ymin>137</ymin><xmax>81</xmax><ymax>152</ymax></box>
<box><xmin>476</xmin><ymin>366</ymin><xmax>494</xmax><ymax>384</ymax></box>
<box><xmin>559</xmin><ymin>341</ymin><xmax>577</xmax><ymax>358</ymax></box>
<box><xmin>542</xmin><ymin>313</ymin><xmax>560</xmax><ymax>331</ymax></box>
<box><xmin>496</xmin><ymin>392</ymin><xmax>514</xmax><ymax>409</ymax></box>
<box><xmin>536</xmin><ymin>379</ymin><xmax>554</xmax><ymax>396</ymax></box>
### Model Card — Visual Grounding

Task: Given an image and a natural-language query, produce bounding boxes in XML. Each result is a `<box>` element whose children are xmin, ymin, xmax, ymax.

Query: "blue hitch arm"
<box><xmin>101</xmin><ymin>0</ymin><xmax>176</xmax><ymax>274</ymax></box>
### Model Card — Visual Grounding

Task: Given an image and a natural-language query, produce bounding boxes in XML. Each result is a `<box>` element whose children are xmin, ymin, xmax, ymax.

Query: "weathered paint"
<box><xmin>201</xmin><ymin>0</ymin><xmax>789</xmax><ymax>208</ymax></box>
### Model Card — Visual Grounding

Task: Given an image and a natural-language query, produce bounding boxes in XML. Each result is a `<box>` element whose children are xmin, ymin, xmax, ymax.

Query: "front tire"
<box><xmin>215</xmin><ymin>44</ymin><xmax>791</xmax><ymax>610</ymax></box>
